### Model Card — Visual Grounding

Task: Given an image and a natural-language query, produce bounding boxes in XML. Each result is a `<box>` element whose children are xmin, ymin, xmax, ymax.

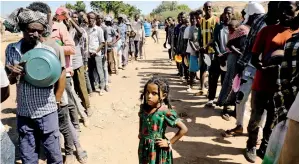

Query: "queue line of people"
<box><xmin>2</xmin><ymin>1</ymin><xmax>146</xmax><ymax>164</ymax></box>
<box><xmin>163</xmin><ymin>1</ymin><xmax>299</xmax><ymax>163</ymax></box>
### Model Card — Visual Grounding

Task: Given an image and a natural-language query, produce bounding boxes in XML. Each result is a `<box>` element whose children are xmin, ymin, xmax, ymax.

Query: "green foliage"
<box><xmin>176</xmin><ymin>4</ymin><xmax>191</xmax><ymax>12</ymax></box>
<box><xmin>90</xmin><ymin>1</ymin><xmax>141</xmax><ymax>18</ymax></box>
<box><xmin>151</xmin><ymin>1</ymin><xmax>178</xmax><ymax>14</ymax></box>
<box><xmin>65</xmin><ymin>1</ymin><xmax>86</xmax><ymax>12</ymax></box>
<box><xmin>149</xmin><ymin>1</ymin><xmax>192</xmax><ymax>21</ymax></box>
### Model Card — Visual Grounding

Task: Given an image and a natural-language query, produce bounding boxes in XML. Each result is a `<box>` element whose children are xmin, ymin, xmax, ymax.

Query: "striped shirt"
<box><xmin>237</xmin><ymin>14</ymin><xmax>266</xmax><ymax>67</ymax></box>
<box><xmin>273</xmin><ymin>33</ymin><xmax>299</xmax><ymax>120</ymax></box>
<box><xmin>201</xmin><ymin>16</ymin><xmax>219</xmax><ymax>53</ymax></box>
<box><xmin>5</xmin><ymin>40</ymin><xmax>58</xmax><ymax>119</ymax></box>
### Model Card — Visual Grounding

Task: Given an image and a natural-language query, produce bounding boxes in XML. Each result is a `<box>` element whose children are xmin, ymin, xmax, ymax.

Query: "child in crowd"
<box><xmin>138</xmin><ymin>77</ymin><xmax>188</xmax><ymax>164</ymax></box>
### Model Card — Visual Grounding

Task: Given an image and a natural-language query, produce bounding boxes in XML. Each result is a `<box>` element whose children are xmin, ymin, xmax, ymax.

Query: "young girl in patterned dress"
<box><xmin>138</xmin><ymin>77</ymin><xmax>188</xmax><ymax>164</ymax></box>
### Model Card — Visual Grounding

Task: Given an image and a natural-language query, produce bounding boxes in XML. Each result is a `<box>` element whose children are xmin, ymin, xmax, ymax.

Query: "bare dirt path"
<box><xmin>1</xmin><ymin>32</ymin><xmax>261</xmax><ymax>164</ymax></box>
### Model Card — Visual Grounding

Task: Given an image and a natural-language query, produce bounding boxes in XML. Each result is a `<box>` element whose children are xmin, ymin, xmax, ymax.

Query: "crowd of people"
<box><xmin>162</xmin><ymin>1</ymin><xmax>299</xmax><ymax>163</ymax></box>
<box><xmin>1</xmin><ymin>1</ymin><xmax>148</xmax><ymax>164</ymax></box>
<box><xmin>1</xmin><ymin>1</ymin><xmax>299</xmax><ymax>164</ymax></box>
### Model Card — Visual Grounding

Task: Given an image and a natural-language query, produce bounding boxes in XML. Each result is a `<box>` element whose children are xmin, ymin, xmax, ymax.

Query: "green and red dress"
<box><xmin>138</xmin><ymin>104</ymin><xmax>179</xmax><ymax>164</ymax></box>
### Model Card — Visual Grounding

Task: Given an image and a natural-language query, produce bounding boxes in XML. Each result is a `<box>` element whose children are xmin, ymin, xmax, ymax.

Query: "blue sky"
<box><xmin>0</xmin><ymin>1</ymin><xmax>205</xmax><ymax>18</ymax></box>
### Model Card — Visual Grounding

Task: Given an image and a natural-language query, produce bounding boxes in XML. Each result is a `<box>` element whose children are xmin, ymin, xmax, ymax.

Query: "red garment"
<box><xmin>251</xmin><ymin>25</ymin><xmax>299</xmax><ymax>92</ymax></box>
<box><xmin>228</xmin><ymin>25</ymin><xmax>250</xmax><ymax>40</ymax></box>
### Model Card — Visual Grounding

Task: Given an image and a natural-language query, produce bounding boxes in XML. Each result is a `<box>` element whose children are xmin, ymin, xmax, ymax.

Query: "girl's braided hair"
<box><xmin>140</xmin><ymin>76</ymin><xmax>172</xmax><ymax>110</ymax></box>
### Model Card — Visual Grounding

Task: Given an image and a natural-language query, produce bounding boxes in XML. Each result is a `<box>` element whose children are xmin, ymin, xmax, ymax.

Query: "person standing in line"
<box><xmin>206</xmin><ymin>6</ymin><xmax>232</xmax><ymax>107</ymax></box>
<box><xmin>225</xmin><ymin>1</ymin><xmax>277</xmax><ymax>138</ymax></box>
<box><xmin>117</xmin><ymin>14</ymin><xmax>128</xmax><ymax>69</ymax></box>
<box><xmin>86</xmin><ymin>12</ymin><xmax>106</xmax><ymax>96</ymax></box>
<box><xmin>0</xmin><ymin>60</ymin><xmax>14</xmax><ymax>164</ymax></box>
<box><xmin>52</xmin><ymin>7</ymin><xmax>80</xmax><ymax>163</ymax></box>
<box><xmin>77</xmin><ymin>12</ymin><xmax>93</xmax><ymax>95</ymax></box>
<box><xmin>174</xmin><ymin>12</ymin><xmax>187</xmax><ymax>79</ymax></box>
<box><xmin>244</xmin><ymin>2</ymin><xmax>299</xmax><ymax>162</ymax></box>
<box><xmin>139</xmin><ymin>17</ymin><xmax>146</xmax><ymax>60</ymax></box>
<box><xmin>151</xmin><ymin>19</ymin><xmax>159</xmax><ymax>43</ymax></box>
<box><xmin>185</xmin><ymin>11</ymin><xmax>201</xmax><ymax>92</ymax></box>
<box><xmin>163</xmin><ymin>18</ymin><xmax>171</xmax><ymax>61</ymax></box>
<box><xmin>66</xmin><ymin>11</ymin><xmax>91</xmax><ymax>125</ymax></box>
<box><xmin>275</xmin><ymin>12</ymin><xmax>299</xmax><ymax>164</ymax></box>
<box><xmin>176</xmin><ymin>13</ymin><xmax>189</xmax><ymax>81</ymax></box>
<box><xmin>164</xmin><ymin>17</ymin><xmax>176</xmax><ymax>62</ymax></box>
<box><xmin>4</xmin><ymin>8</ymin><xmax>64</xmax><ymax>164</ymax></box>
<box><xmin>131</xmin><ymin>14</ymin><xmax>145</xmax><ymax>60</ymax></box>
<box><xmin>195</xmin><ymin>1</ymin><xmax>220</xmax><ymax>96</ymax></box>
<box><xmin>96</xmin><ymin>13</ymin><xmax>111</xmax><ymax>87</ymax></box>
<box><xmin>105</xmin><ymin>16</ymin><xmax>120</xmax><ymax>76</ymax></box>
<box><xmin>29</xmin><ymin>3</ymin><xmax>90</xmax><ymax>162</ymax></box>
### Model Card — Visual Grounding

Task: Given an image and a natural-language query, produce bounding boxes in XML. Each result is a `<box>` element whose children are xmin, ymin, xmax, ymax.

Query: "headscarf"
<box><xmin>243</xmin><ymin>2</ymin><xmax>266</xmax><ymax>24</ymax></box>
<box><xmin>3</xmin><ymin>7</ymin><xmax>48</xmax><ymax>34</ymax></box>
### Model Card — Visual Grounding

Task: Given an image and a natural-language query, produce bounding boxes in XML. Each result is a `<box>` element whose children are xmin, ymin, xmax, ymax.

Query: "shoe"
<box><xmin>83</xmin><ymin>118</ymin><xmax>90</xmax><ymax>127</ymax></box>
<box><xmin>180</xmin><ymin>77</ymin><xmax>184</xmax><ymax>81</ymax></box>
<box><xmin>222</xmin><ymin>125</ymin><xmax>243</xmax><ymax>137</ymax></box>
<box><xmin>257</xmin><ymin>142</ymin><xmax>267</xmax><ymax>159</ymax></box>
<box><xmin>105</xmin><ymin>85</ymin><xmax>110</xmax><ymax>92</ymax></box>
<box><xmin>244</xmin><ymin>147</ymin><xmax>257</xmax><ymax>163</ymax></box>
<box><xmin>257</xmin><ymin>148</ymin><xmax>265</xmax><ymax>159</ymax></box>
<box><xmin>168</xmin><ymin>59</ymin><xmax>172</xmax><ymax>62</ymax></box>
<box><xmin>194</xmin><ymin>90</ymin><xmax>204</xmax><ymax>96</ymax></box>
<box><xmin>205</xmin><ymin>100</ymin><xmax>214</xmax><ymax>107</ymax></box>
<box><xmin>187</xmin><ymin>86</ymin><xmax>192</xmax><ymax>92</ymax></box>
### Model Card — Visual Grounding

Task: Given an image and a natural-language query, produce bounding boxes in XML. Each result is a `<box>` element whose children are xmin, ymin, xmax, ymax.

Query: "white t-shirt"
<box><xmin>184</xmin><ymin>26</ymin><xmax>195</xmax><ymax>54</ymax></box>
<box><xmin>131</xmin><ymin>20</ymin><xmax>143</xmax><ymax>41</ymax></box>
<box><xmin>153</xmin><ymin>21</ymin><xmax>159</xmax><ymax>31</ymax></box>
<box><xmin>287</xmin><ymin>93</ymin><xmax>299</xmax><ymax>122</ymax></box>
<box><xmin>0</xmin><ymin>61</ymin><xmax>9</xmax><ymax>88</ymax></box>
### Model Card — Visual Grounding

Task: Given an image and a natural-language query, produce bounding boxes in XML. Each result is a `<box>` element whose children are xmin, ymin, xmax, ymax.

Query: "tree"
<box><xmin>176</xmin><ymin>4</ymin><xmax>191</xmax><ymax>12</ymax></box>
<box><xmin>65</xmin><ymin>3</ymin><xmax>75</xmax><ymax>10</ymax></box>
<box><xmin>150</xmin><ymin>1</ymin><xmax>192</xmax><ymax>21</ymax></box>
<box><xmin>90</xmin><ymin>1</ymin><xmax>141</xmax><ymax>18</ymax></box>
<box><xmin>74</xmin><ymin>1</ymin><xmax>86</xmax><ymax>12</ymax></box>
<box><xmin>65</xmin><ymin>1</ymin><xmax>86</xmax><ymax>12</ymax></box>
<box><xmin>151</xmin><ymin>1</ymin><xmax>178</xmax><ymax>14</ymax></box>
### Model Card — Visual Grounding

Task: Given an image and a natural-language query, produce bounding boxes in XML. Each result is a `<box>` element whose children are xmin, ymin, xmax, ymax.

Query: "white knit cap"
<box><xmin>243</xmin><ymin>2</ymin><xmax>266</xmax><ymax>24</ymax></box>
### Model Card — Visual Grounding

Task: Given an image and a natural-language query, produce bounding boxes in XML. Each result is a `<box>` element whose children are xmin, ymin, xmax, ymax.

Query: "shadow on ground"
<box><xmin>137</xmin><ymin>58</ymin><xmax>243</xmax><ymax>163</ymax></box>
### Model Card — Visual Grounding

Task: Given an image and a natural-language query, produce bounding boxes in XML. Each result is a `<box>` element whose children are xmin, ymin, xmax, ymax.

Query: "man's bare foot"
<box><xmin>83</xmin><ymin>118</ymin><xmax>90</xmax><ymax>127</ymax></box>
<box><xmin>64</xmin><ymin>155</ymin><xmax>74</xmax><ymax>164</ymax></box>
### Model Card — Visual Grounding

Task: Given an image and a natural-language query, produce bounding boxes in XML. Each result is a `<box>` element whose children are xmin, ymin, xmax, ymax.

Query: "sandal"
<box><xmin>221</xmin><ymin>112</ymin><xmax>230</xmax><ymax>121</ymax></box>
<box><xmin>194</xmin><ymin>90</ymin><xmax>205</xmax><ymax>96</ymax></box>
<box><xmin>222</xmin><ymin>126</ymin><xmax>243</xmax><ymax>137</ymax></box>
<box><xmin>76</xmin><ymin>150</ymin><xmax>88</xmax><ymax>164</ymax></box>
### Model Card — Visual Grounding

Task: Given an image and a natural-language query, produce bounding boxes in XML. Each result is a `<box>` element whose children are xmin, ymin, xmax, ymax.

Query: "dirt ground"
<box><xmin>1</xmin><ymin>31</ymin><xmax>262</xmax><ymax>164</ymax></box>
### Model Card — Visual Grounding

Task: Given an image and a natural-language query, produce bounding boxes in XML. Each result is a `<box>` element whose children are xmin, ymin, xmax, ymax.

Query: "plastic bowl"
<box><xmin>175</xmin><ymin>55</ymin><xmax>182</xmax><ymax>63</ymax></box>
<box><xmin>20</xmin><ymin>48</ymin><xmax>62</xmax><ymax>87</ymax></box>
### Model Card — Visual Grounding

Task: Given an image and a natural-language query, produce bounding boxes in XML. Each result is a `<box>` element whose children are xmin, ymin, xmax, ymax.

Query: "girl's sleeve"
<box><xmin>165</xmin><ymin>109</ymin><xmax>180</xmax><ymax>128</ymax></box>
